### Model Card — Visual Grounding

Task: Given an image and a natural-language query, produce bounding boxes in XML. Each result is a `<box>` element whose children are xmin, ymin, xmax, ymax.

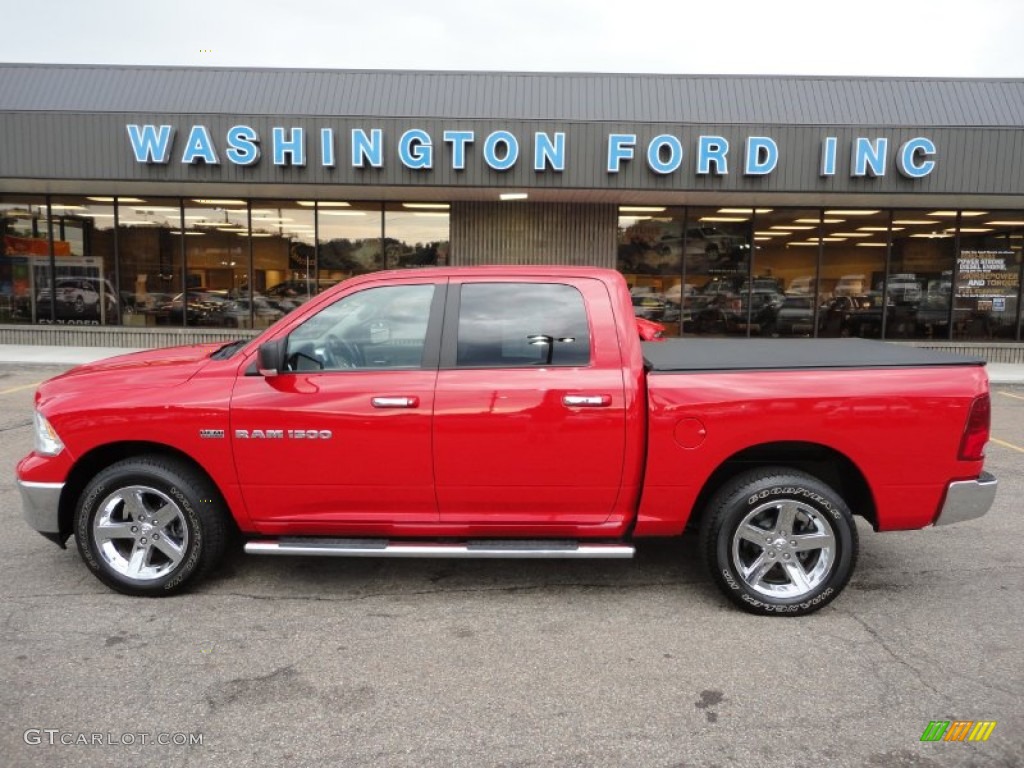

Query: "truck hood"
<box><xmin>38</xmin><ymin>343</ymin><xmax>226</xmax><ymax>398</ymax></box>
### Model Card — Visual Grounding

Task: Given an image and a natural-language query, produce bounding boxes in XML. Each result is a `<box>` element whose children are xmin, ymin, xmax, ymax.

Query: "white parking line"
<box><xmin>992</xmin><ymin>438</ymin><xmax>1024</xmax><ymax>454</ymax></box>
<box><xmin>0</xmin><ymin>382</ymin><xmax>40</xmax><ymax>396</ymax></box>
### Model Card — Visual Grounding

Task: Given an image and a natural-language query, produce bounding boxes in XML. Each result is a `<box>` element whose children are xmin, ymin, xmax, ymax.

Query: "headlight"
<box><xmin>33</xmin><ymin>411</ymin><xmax>64</xmax><ymax>456</ymax></box>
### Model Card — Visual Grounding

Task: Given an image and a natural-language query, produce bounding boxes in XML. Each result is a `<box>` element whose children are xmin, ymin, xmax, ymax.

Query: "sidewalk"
<box><xmin>2</xmin><ymin>344</ymin><xmax>1024</xmax><ymax>384</ymax></box>
<box><xmin>0</xmin><ymin>345</ymin><xmax>146</xmax><ymax>366</ymax></box>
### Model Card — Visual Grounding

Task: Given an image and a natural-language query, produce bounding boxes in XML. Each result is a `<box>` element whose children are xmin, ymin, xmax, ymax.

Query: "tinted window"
<box><xmin>456</xmin><ymin>283</ymin><xmax>590</xmax><ymax>367</ymax></box>
<box><xmin>286</xmin><ymin>283</ymin><xmax>435</xmax><ymax>372</ymax></box>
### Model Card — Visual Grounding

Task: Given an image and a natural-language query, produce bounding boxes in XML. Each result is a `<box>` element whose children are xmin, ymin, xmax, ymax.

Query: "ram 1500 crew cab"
<box><xmin>17</xmin><ymin>267</ymin><xmax>997</xmax><ymax>615</ymax></box>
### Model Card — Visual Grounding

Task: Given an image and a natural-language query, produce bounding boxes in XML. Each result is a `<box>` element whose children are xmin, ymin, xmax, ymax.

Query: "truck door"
<box><xmin>433</xmin><ymin>278</ymin><xmax>627</xmax><ymax>526</ymax></box>
<box><xmin>230</xmin><ymin>279</ymin><xmax>445</xmax><ymax>529</ymax></box>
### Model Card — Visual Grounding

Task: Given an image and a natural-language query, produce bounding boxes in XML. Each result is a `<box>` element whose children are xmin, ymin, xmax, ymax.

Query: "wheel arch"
<box><xmin>689</xmin><ymin>441</ymin><xmax>877</xmax><ymax>532</ymax></box>
<box><xmin>57</xmin><ymin>441</ymin><xmax>235</xmax><ymax>546</ymax></box>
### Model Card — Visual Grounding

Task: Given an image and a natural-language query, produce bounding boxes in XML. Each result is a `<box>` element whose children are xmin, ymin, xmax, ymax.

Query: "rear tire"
<box><xmin>699</xmin><ymin>467</ymin><xmax>857</xmax><ymax>616</ymax></box>
<box><xmin>75</xmin><ymin>456</ymin><xmax>227</xmax><ymax>596</ymax></box>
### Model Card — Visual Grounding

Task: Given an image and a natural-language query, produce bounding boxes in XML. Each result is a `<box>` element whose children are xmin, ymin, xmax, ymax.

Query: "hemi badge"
<box><xmin>199</xmin><ymin>429</ymin><xmax>225</xmax><ymax>439</ymax></box>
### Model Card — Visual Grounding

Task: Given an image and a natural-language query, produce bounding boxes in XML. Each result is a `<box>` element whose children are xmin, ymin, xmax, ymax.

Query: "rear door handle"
<box><xmin>371</xmin><ymin>396</ymin><xmax>420</xmax><ymax>408</ymax></box>
<box><xmin>562</xmin><ymin>394</ymin><xmax>612</xmax><ymax>407</ymax></box>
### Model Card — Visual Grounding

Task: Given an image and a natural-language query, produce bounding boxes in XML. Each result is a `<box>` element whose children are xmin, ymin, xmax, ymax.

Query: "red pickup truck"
<box><xmin>17</xmin><ymin>267</ymin><xmax>997</xmax><ymax>615</ymax></box>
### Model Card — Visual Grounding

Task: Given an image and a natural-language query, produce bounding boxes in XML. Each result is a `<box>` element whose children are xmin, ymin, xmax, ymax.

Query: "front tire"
<box><xmin>75</xmin><ymin>456</ymin><xmax>227</xmax><ymax>596</ymax></box>
<box><xmin>700</xmin><ymin>467</ymin><xmax>858</xmax><ymax>616</ymax></box>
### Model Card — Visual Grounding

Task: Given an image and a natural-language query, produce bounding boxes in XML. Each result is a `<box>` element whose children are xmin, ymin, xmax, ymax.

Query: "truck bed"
<box><xmin>642</xmin><ymin>338</ymin><xmax>985</xmax><ymax>373</ymax></box>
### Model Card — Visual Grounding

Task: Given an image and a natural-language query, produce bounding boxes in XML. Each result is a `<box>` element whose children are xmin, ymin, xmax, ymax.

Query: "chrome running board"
<box><xmin>245</xmin><ymin>538</ymin><xmax>635</xmax><ymax>559</ymax></box>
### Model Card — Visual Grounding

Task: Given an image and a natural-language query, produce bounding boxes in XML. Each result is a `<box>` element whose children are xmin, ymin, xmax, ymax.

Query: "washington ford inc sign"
<box><xmin>126</xmin><ymin>124</ymin><xmax>938</xmax><ymax>179</ymax></box>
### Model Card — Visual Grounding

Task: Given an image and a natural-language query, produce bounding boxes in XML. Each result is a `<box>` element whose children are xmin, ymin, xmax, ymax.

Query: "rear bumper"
<box><xmin>934</xmin><ymin>472</ymin><xmax>998</xmax><ymax>526</ymax></box>
<box><xmin>18</xmin><ymin>479</ymin><xmax>64</xmax><ymax>535</ymax></box>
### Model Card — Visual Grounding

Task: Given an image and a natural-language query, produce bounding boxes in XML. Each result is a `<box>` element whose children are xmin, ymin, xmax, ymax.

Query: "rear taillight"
<box><xmin>959</xmin><ymin>394</ymin><xmax>991</xmax><ymax>461</ymax></box>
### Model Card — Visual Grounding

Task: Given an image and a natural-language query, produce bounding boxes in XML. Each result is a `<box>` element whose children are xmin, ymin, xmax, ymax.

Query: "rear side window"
<box><xmin>456</xmin><ymin>283</ymin><xmax>590</xmax><ymax>368</ymax></box>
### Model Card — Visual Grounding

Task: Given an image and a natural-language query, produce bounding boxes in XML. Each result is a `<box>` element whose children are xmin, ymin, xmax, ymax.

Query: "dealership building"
<box><xmin>1</xmin><ymin>64</ymin><xmax>1023</xmax><ymax>358</ymax></box>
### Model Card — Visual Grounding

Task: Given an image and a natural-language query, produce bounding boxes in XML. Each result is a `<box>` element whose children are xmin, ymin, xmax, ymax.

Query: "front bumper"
<box><xmin>934</xmin><ymin>472</ymin><xmax>998</xmax><ymax>526</ymax></box>
<box><xmin>18</xmin><ymin>479</ymin><xmax>64</xmax><ymax>536</ymax></box>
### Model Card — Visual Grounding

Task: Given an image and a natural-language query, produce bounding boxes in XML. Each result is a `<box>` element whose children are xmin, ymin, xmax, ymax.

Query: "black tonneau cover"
<box><xmin>642</xmin><ymin>338</ymin><xmax>985</xmax><ymax>373</ymax></box>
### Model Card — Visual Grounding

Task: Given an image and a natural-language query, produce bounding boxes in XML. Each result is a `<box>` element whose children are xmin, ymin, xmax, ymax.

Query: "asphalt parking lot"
<box><xmin>1</xmin><ymin>362</ymin><xmax>1022</xmax><ymax>768</ymax></box>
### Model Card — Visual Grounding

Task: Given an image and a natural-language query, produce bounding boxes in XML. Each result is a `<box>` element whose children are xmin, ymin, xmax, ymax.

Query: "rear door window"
<box><xmin>454</xmin><ymin>283</ymin><xmax>591</xmax><ymax>368</ymax></box>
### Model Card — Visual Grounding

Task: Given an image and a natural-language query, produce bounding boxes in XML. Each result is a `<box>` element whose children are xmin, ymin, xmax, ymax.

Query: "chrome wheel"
<box><xmin>92</xmin><ymin>485</ymin><xmax>189</xmax><ymax>581</ymax></box>
<box><xmin>731</xmin><ymin>499</ymin><xmax>836</xmax><ymax>599</ymax></box>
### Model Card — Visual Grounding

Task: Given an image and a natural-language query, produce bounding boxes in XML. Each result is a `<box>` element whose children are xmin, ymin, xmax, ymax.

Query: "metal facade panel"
<box><xmin>450</xmin><ymin>202</ymin><xmax>616</xmax><ymax>267</ymax></box>
<box><xmin>2</xmin><ymin>65</ymin><xmax>1024</xmax><ymax>127</ymax></box>
<box><xmin>2</xmin><ymin>111</ymin><xmax>1023</xmax><ymax>198</ymax></box>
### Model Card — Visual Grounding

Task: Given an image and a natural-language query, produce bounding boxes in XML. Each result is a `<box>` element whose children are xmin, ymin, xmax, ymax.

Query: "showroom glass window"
<box><xmin>0</xmin><ymin>195</ymin><xmax>49</xmax><ymax>324</ymax></box>
<box><xmin>384</xmin><ymin>203</ymin><xmax>450</xmax><ymax>269</ymax></box>
<box><xmin>954</xmin><ymin>212</ymin><xmax>1022</xmax><ymax>340</ymax></box>
<box><xmin>455</xmin><ymin>283</ymin><xmax>590</xmax><ymax>367</ymax></box>
<box><xmin>317</xmin><ymin>202</ymin><xmax>383</xmax><ymax>279</ymax></box>
<box><xmin>116</xmin><ymin>197</ymin><xmax>185</xmax><ymax>327</ymax></box>
<box><xmin>682</xmin><ymin>207</ymin><xmax>753</xmax><ymax>336</ymax></box>
<box><xmin>248</xmin><ymin>200</ymin><xmax>319</xmax><ymax>323</ymax></box>
<box><xmin>818</xmin><ymin>209</ymin><xmax>890</xmax><ymax>338</ymax></box>
<box><xmin>616</xmin><ymin>206</ymin><xmax>684</xmax><ymax>337</ymax></box>
<box><xmin>751</xmin><ymin>208</ymin><xmax>817</xmax><ymax>337</ymax></box>
<box><xmin>180</xmin><ymin>199</ymin><xmax>250</xmax><ymax>328</ymax></box>
<box><xmin>44</xmin><ymin>196</ymin><xmax>118</xmax><ymax>326</ymax></box>
<box><xmin>886</xmin><ymin>210</ymin><xmax>956</xmax><ymax>340</ymax></box>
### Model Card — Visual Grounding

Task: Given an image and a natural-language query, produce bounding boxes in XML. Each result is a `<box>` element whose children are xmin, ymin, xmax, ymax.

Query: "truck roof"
<box><xmin>344</xmin><ymin>265</ymin><xmax>626</xmax><ymax>283</ymax></box>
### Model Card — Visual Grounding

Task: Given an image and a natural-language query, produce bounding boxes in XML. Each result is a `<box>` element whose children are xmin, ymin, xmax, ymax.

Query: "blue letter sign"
<box><xmin>127</xmin><ymin>124</ymin><xmax>175</xmax><ymax>164</ymax></box>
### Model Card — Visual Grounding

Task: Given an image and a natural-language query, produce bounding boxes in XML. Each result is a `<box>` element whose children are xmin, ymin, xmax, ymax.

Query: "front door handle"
<box><xmin>562</xmin><ymin>394</ymin><xmax>612</xmax><ymax>407</ymax></box>
<box><xmin>372</xmin><ymin>396</ymin><xmax>420</xmax><ymax>408</ymax></box>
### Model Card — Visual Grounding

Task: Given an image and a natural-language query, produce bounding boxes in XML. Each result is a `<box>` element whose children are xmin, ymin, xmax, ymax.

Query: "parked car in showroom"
<box><xmin>786</xmin><ymin>276</ymin><xmax>816</xmax><ymax>296</ymax></box>
<box><xmin>733</xmin><ymin>291</ymin><xmax>783</xmax><ymax>336</ymax></box>
<box><xmin>885</xmin><ymin>274</ymin><xmax>923</xmax><ymax>304</ymax></box>
<box><xmin>840</xmin><ymin>292</ymin><xmax>917</xmax><ymax>338</ymax></box>
<box><xmin>834</xmin><ymin>274</ymin><xmax>867</xmax><ymax>297</ymax></box>
<box><xmin>820</xmin><ymin>295</ymin><xmax>873</xmax><ymax>336</ymax></box>
<box><xmin>663</xmin><ymin>282</ymin><xmax>696</xmax><ymax>307</ymax></box>
<box><xmin>36</xmin><ymin>277</ymin><xmax>120</xmax><ymax>319</ymax></box>
<box><xmin>773</xmin><ymin>296</ymin><xmax>818</xmax><ymax>336</ymax></box>
<box><xmin>700</xmin><ymin>277</ymin><xmax>740</xmax><ymax>298</ymax></box>
<box><xmin>211</xmin><ymin>296</ymin><xmax>286</xmax><ymax>328</ymax></box>
<box><xmin>157</xmin><ymin>289</ymin><xmax>229</xmax><ymax>325</ymax></box>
